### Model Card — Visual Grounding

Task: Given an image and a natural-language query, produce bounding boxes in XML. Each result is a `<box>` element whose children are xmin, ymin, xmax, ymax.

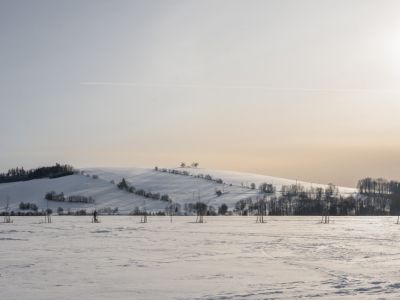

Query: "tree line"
<box><xmin>154</xmin><ymin>167</ymin><xmax>224</xmax><ymax>184</ymax></box>
<box><xmin>232</xmin><ymin>179</ymin><xmax>400</xmax><ymax>216</ymax></box>
<box><xmin>45</xmin><ymin>191</ymin><xmax>95</xmax><ymax>204</ymax></box>
<box><xmin>0</xmin><ymin>164</ymin><xmax>74</xmax><ymax>183</ymax></box>
<box><xmin>357</xmin><ymin>178</ymin><xmax>400</xmax><ymax>196</ymax></box>
<box><xmin>117</xmin><ymin>178</ymin><xmax>172</xmax><ymax>202</ymax></box>
<box><xmin>357</xmin><ymin>177</ymin><xmax>400</xmax><ymax>215</ymax></box>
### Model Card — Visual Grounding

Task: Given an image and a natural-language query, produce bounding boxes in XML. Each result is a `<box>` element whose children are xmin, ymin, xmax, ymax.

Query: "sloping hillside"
<box><xmin>0</xmin><ymin>167</ymin><xmax>356</xmax><ymax>214</ymax></box>
<box><xmin>0</xmin><ymin>173</ymin><xmax>167</xmax><ymax>214</ymax></box>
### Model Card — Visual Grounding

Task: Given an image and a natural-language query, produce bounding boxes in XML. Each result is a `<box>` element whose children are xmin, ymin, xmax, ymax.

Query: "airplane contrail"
<box><xmin>80</xmin><ymin>81</ymin><xmax>400</xmax><ymax>94</ymax></box>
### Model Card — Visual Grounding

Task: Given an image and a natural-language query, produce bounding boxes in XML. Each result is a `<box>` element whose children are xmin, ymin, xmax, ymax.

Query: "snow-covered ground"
<box><xmin>1</xmin><ymin>216</ymin><xmax>400</xmax><ymax>299</ymax></box>
<box><xmin>0</xmin><ymin>167</ymin><xmax>357</xmax><ymax>214</ymax></box>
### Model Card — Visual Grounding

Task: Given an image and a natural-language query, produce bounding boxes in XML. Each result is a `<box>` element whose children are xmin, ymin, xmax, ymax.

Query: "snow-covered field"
<box><xmin>1</xmin><ymin>216</ymin><xmax>400</xmax><ymax>299</ymax></box>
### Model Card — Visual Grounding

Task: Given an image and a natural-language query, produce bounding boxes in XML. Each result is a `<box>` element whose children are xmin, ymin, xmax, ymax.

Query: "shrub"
<box><xmin>19</xmin><ymin>202</ymin><xmax>38</xmax><ymax>212</ymax></box>
<box><xmin>161</xmin><ymin>194</ymin><xmax>171</xmax><ymax>202</ymax></box>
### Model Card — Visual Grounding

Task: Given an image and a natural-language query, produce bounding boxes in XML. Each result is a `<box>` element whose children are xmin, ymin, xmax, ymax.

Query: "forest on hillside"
<box><xmin>0</xmin><ymin>164</ymin><xmax>74</xmax><ymax>183</ymax></box>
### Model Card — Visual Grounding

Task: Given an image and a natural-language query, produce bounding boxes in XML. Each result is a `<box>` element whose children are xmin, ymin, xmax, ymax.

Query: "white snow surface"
<box><xmin>1</xmin><ymin>216</ymin><xmax>400</xmax><ymax>299</ymax></box>
<box><xmin>0</xmin><ymin>167</ymin><xmax>356</xmax><ymax>213</ymax></box>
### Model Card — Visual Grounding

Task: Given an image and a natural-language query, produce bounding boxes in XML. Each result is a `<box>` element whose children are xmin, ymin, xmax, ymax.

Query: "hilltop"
<box><xmin>0</xmin><ymin>166</ymin><xmax>355</xmax><ymax>214</ymax></box>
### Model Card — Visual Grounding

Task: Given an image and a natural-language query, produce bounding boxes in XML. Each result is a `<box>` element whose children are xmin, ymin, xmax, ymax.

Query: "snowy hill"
<box><xmin>0</xmin><ymin>167</ymin><xmax>356</xmax><ymax>214</ymax></box>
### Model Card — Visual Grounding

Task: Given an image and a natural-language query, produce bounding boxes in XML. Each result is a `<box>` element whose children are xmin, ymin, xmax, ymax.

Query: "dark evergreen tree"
<box><xmin>117</xmin><ymin>178</ymin><xmax>129</xmax><ymax>190</ymax></box>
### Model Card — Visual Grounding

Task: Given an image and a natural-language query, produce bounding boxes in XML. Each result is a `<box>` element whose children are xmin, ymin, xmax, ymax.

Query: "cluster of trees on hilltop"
<box><xmin>179</xmin><ymin>162</ymin><xmax>199</xmax><ymax>168</ymax></box>
<box><xmin>156</xmin><ymin>167</ymin><xmax>190</xmax><ymax>177</ymax></box>
<box><xmin>117</xmin><ymin>178</ymin><xmax>172</xmax><ymax>202</ymax></box>
<box><xmin>0</xmin><ymin>164</ymin><xmax>74</xmax><ymax>183</ymax></box>
<box><xmin>154</xmin><ymin>167</ymin><xmax>224</xmax><ymax>184</ymax></box>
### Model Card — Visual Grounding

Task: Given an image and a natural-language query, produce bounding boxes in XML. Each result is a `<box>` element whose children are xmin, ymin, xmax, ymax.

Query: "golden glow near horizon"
<box><xmin>1</xmin><ymin>1</ymin><xmax>400</xmax><ymax>187</ymax></box>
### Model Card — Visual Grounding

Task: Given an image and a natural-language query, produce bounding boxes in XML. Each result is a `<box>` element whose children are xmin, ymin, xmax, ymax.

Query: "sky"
<box><xmin>1</xmin><ymin>0</ymin><xmax>400</xmax><ymax>187</ymax></box>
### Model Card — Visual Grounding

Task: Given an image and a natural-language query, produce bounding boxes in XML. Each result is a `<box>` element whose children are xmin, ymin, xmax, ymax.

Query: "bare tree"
<box><xmin>3</xmin><ymin>196</ymin><xmax>12</xmax><ymax>223</ymax></box>
<box><xmin>166</xmin><ymin>200</ymin><xmax>179</xmax><ymax>223</ymax></box>
<box><xmin>321</xmin><ymin>200</ymin><xmax>330</xmax><ymax>224</ymax></box>
<box><xmin>140</xmin><ymin>210</ymin><xmax>148</xmax><ymax>223</ymax></box>
<box><xmin>256</xmin><ymin>196</ymin><xmax>267</xmax><ymax>223</ymax></box>
<box><xmin>321</xmin><ymin>184</ymin><xmax>337</xmax><ymax>224</ymax></box>
<box><xmin>44</xmin><ymin>197</ymin><xmax>52</xmax><ymax>223</ymax></box>
<box><xmin>194</xmin><ymin>202</ymin><xmax>207</xmax><ymax>223</ymax></box>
